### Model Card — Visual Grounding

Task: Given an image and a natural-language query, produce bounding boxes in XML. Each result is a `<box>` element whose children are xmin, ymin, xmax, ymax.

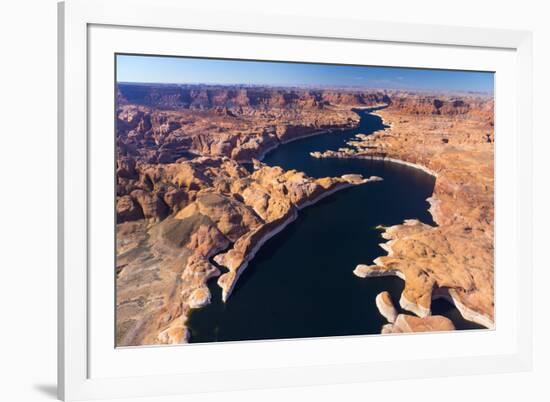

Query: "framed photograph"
<box><xmin>58</xmin><ymin>0</ymin><xmax>533</xmax><ymax>400</ymax></box>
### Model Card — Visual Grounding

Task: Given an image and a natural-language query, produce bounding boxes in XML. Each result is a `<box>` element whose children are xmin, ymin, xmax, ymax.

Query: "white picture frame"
<box><xmin>58</xmin><ymin>0</ymin><xmax>533</xmax><ymax>400</ymax></box>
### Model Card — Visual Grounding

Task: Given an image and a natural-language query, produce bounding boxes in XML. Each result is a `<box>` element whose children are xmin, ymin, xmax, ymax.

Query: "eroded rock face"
<box><xmin>355</xmin><ymin>219</ymin><xmax>494</xmax><ymax>327</ymax></box>
<box><xmin>330</xmin><ymin>95</ymin><xmax>495</xmax><ymax>329</ymax></box>
<box><xmin>381</xmin><ymin>314</ymin><xmax>456</xmax><ymax>334</ymax></box>
<box><xmin>375</xmin><ymin>289</ymin><xmax>455</xmax><ymax>334</ymax></box>
<box><xmin>157</xmin><ymin>323</ymin><xmax>190</xmax><ymax>344</ymax></box>
<box><xmin>188</xmin><ymin>287</ymin><xmax>211</xmax><ymax>309</ymax></box>
<box><xmin>376</xmin><ymin>291</ymin><xmax>398</xmax><ymax>323</ymax></box>
<box><xmin>116</xmin><ymin>85</ymin><xmax>389</xmax><ymax>167</ymax></box>
<box><xmin>117</xmin><ymin>84</ymin><xmax>389</xmax><ymax>111</ymax></box>
<box><xmin>116</xmin><ymin>85</ymin><xmax>494</xmax><ymax>346</ymax></box>
<box><xmin>213</xmin><ymin>165</ymin><xmax>375</xmax><ymax>302</ymax></box>
<box><xmin>117</xmin><ymin>157</ymin><xmax>251</xmax><ymax>222</ymax></box>
<box><xmin>115</xmin><ymin>92</ymin><xmax>381</xmax><ymax>346</ymax></box>
<box><xmin>116</xmin><ymin>160</ymin><xmax>374</xmax><ymax>346</ymax></box>
<box><xmin>116</xmin><ymin>195</ymin><xmax>143</xmax><ymax>223</ymax></box>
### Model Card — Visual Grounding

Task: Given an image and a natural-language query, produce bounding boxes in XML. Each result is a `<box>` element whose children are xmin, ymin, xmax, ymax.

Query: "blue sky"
<box><xmin>116</xmin><ymin>54</ymin><xmax>494</xmax><ymax>93</ymax></box>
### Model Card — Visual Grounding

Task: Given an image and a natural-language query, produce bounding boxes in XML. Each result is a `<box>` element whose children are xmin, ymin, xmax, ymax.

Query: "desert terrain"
<box><xmin>115</xmin><ymin>83</ymin><xmax>494</xmax><ymax>345</ymax></box>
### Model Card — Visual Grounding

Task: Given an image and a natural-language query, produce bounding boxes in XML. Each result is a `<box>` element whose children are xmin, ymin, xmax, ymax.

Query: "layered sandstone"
<box><xmin>116</xmin><ymin>84</ymin><xmax>389</xmax><ymax>165</ymax></box>
<box><xmin>375</xmin><ymin>291</ymin><xmax>398</xmax><ymax>323</ymax></box>
<box><xmin>320</xmin><ymin>95</ymin><xmax>494</xmax><ymax>328</ymax></box>
<box><xmin>375</xmin><ymin>290</ymin><xmax>455</xmax><ymax>334</ymax></box>
<box><xmin>116</xmin><ymin>159</ymin><xmax>377</xmax><ymax>346</ymax></box>
<box><xmin>115</xmin><ymin>85</ymin><xmax>388</xmax><ymax>346</ymax></box>
<box><xmin>213</xmin><ymin>165</ymin><xmax>376</xmax><ymax>301</ymax></box>
<box><xmin>117</xmin><ymin>83</ymin><xmax>390</xmax><ymax>111</ymax></box>
<box><xmin>116</xmin><ymin>85</ymin><xmax>494</xmax><ymax>346</ymax></box>
<box><xmin>381</xmin><ymin>314</ymin><xmax>456</xmax><ymax>334</ymax></box>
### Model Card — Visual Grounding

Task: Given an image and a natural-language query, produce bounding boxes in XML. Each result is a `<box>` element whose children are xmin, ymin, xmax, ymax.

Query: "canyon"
<box><xmin>116</xmin><ymin>83</ymin><xmax>494</xmax><ymax>345</ymax></box>
<box><xmin>317</xmin><ymin>93</ymin><xmax>495</xmax><ymax>329</ymax></box>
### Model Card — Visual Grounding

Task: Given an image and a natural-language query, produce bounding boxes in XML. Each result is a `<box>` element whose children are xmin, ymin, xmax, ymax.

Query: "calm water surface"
<box><xmin>187</xmin><ymin>108</ymin><xmax>483</xmax><ymax>343</ymax></box>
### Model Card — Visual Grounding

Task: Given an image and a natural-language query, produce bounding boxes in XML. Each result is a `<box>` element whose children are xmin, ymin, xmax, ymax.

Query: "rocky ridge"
<box><xmin>116</xmin><ymin>85</ymin><xmax>390</xmax><ymax>165</ymax></box>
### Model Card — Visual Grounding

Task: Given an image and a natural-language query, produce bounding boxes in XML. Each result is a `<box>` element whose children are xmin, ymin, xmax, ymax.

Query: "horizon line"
<box><xmin>116</xmin><ymin>81</ymin><xmax>494</xmax><ymax>96</ymax></box>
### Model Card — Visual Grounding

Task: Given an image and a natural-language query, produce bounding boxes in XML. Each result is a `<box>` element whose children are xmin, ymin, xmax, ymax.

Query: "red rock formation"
<box><xmin>116</xmin><ymin>84</ymin><xmax>494</xmax><ymax>346</ymax></box>
<box><xmin>382</xmin><ymin>314</ymin><xmax>456</xmax><ymax>334</ymax></box>
<box><xmin>316</xmin><ymin>94</ymin><xmax>495</xmax><ymax>328</ymax></box>
<box><xmin>116</xmin><ymin>156</ymin><xmax>376</xmax><ymax>346</ymax></box>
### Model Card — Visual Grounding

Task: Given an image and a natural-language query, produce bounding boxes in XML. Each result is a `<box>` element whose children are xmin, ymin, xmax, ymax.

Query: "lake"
<box><xmin>186</xmin><ymin>108</ymin><xmax>483</xmax><ymax>343</ymax></box>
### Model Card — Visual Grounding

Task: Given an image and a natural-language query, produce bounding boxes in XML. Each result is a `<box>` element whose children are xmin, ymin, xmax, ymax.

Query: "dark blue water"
<box><xmin>187</xmin><ymin>108</ymin><xmax>483</xmax><ymax>343</ymax></box>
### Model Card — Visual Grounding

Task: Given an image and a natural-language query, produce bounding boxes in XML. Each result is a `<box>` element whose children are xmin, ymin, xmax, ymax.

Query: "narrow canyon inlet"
<box><xmin>186</xmin><ymin>110</ymin><xmax>483</xmax><ymax>343</ymax></box>
<box><xmin>115</xmin><ymin>55</ymin><xmax>494</xmax><ymax>346</ymax></box>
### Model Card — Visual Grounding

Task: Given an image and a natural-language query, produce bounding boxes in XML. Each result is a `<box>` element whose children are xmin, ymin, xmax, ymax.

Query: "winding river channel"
<box><xmin>187</xmin><ymin>108</ymin><xmax>483</xmax><ymax>343</ymax></box>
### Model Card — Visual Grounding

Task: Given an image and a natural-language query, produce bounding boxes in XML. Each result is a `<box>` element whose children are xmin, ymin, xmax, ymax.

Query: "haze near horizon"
<box><xmin>117</xmin><ymin>54</ymin><xmax>494</xmax><ymax>94</ymax></box>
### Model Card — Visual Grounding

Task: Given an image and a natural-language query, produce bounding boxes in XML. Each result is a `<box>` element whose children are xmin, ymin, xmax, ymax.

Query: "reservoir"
<box><xmin>187</xmin><ymin>108</ymin><xmax>483</xmax><ymax>343</ymax></box>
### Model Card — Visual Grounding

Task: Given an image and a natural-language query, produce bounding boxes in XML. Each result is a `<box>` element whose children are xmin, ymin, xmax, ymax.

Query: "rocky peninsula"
<box><xmin>116</xmin><ymin>84</ymin><xmax>494</xmax><ymax>345</ymax></box>
<box><xmin>116</xmin><ymin>84</ymin><xmax>388</xmax><ymax>346</ymax></box>
<box><xmin>314</xmin><ymin>94</ymin><xmax>495</xmax><ymax>330</ymax></box>
<box><xmin>375</xmin><ymin>291</ymin><xmax>455</xmax><ymax>334</ymax></box>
